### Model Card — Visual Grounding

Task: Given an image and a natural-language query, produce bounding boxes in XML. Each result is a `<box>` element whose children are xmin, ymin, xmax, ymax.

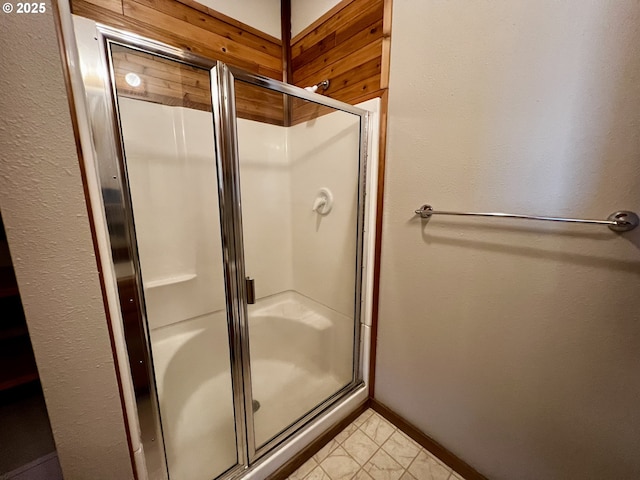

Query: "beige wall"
<box><xmin>0</xmin><ymin>8</ymin><xmax>134</xmax><ymax>480</ymax></box>
<box><xmin>376</xmin><ymin>1</ymin><xmax>640</xmax><ymax>479</ymax></box>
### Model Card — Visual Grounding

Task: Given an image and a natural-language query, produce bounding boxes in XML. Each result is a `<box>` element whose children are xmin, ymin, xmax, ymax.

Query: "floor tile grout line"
<box><xmin>349</xmin><ymin>426</ymin><xmax>411</xmax><ymax>479</ymax></box>
<box><xmin>352</xmin><ymin>420</ymin><xmax>388</xmax><ymax>467</ymax></box>
<box><xmin>329</xmin><ymin>419</ymin><xmax>385</xmax><ymax>479</ymax></box>
<box><xmin>357</xmin><ymin>412</ymin><xmax>397</xmax><ymax>446</ymax></box>
<box><xmin>297</xmin><ymin>408</ymin><xmax>465</xmax><ymax>480</ymax></box>
<box><xmin>404</xmin><ymin>448</ymin><xmax>422</xmax><ymax>478</ymax></box>
<box><xmin>317</xmin><ymin>462</ymin><xmax>333</xmax><ymax>480</ymax></box>
<box><xmin>348</xmin><ymin>411</ymin><xmax>415</xmax><ymax>477</ymax></box>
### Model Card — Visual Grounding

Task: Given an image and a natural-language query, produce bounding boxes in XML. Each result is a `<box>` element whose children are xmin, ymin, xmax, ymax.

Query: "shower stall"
<box><xmin>69</xmin><ymin>15</ymin><xmax>376</xmax><ymax>480</ymax></box>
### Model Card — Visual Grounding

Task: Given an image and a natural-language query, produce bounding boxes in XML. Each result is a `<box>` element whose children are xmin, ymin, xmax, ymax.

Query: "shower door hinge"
<box><xmin>246</xmin><ymin>276</ymin><xmax>255</xmax><ymax>304</ymax></box>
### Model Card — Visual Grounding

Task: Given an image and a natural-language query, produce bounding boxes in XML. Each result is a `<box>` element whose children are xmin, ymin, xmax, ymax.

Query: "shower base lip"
<box><xmin>240</xmin><ymin>383</ymin><xmax>368</xmax><ymax>480</ymax></box>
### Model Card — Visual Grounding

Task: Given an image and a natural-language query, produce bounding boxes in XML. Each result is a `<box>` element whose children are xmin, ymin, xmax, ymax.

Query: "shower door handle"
<box><xmin>246</xmin><ymin>276</ymin><xmax>255</xmax><ymax>304</ymax></box>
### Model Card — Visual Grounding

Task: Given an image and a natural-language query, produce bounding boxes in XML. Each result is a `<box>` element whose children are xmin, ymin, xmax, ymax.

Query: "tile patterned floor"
<box><xmin>287</xmin><ymin>409</ymin><xmax>465</xmax><ymax>480</ymax></box>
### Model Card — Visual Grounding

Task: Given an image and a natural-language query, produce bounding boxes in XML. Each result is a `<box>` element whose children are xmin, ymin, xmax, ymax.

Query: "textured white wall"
<box><xmin>0</xmin><ymin>8</ymin><xmax>134</xmax><ymax>480</ymax></box>
<box><xmin>289</xmin><ymin>110</ymin><xmax>361</xmax><ymax>316</ymax></box>
<box><xmin>376</xmin><ymin>1</ymin><xmax>640</xmax><ymax>479</ymax></box>
<box><xmin>291</xmin><ymin>0</ymin><xmax>343</xmax><ymax>38</ymax></box>
<box><xmin>196</xmin><ymin>0</ymin><xmax>281</xmax><ymax>38</ymax></box>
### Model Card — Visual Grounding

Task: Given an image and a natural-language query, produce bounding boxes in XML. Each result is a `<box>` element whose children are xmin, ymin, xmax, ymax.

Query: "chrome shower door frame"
<box><xmin>88</xmin><ymin>25</ymin><xmax>249</xmax><ymax>480</ymax></box>
<box><xmin>211</xmin><ymin>61</ymin><xmax>371</xmax><ymax>465</ymax></box>
<box><xmin>82</xmin><ymin>24</ymin><xmax>370</xmax><ymax>479</ymax></box>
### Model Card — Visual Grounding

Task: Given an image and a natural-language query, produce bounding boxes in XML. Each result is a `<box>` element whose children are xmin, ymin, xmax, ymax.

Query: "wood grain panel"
<box><xmin>330</xmin><ymin>56</ymin><xmax>382</xmax><ymax>94</ymax></box>
<box><xmin>122</xmin><ymin>1</ymin><xmax>281</xmax><ymax>72</ymax></box>
<box><xmin>112</xmin><ymin>46</ymin><xmax>211</xmax><ymax>110</ymax></box>
<box><xmin>290</xmin><ymin>0</ymin><xmax>388</xmax><ymax>109</ymax></box>
<box><xmin>291</xmin><ymin>0</ymin><xmax>354</xmax><ymax>45</ymax></box>
<box><xmin>290</xmin><ymin>74</ymin><xmax>381</xmax><ymax>125</ymax></box>
<box><xmin>380</xmin><ymin>0</ymin><xmax>393</xmax><ymax>89</ymax></box>
<box><xmin>234</xmin><ymin>81</ymin><xmax>285</xmax><ymax>126</ymax></box>
<box><xmin>294</xmin><ymin>39</ymin><xmax>382</xmax><ymax>90</ymax></box>
<box><xmin>72</xmin><ymin>0</ymin><xmax>282</xmax><ymax>79</ymax></box>
<box><xmin>83</xmin><ymin>0</ymin><xmax>123</xmax><ymax>15</ymax></box>
<box><xmin>292</xmin><ymin>19</ymin><xmax>383</xmax><ymax>84</ymax></box>
<box><xmin>291</xmin><ymin>0</ymin><xmax>383</xmax><ymax>68</ymax></box>
<box><xmin>72</xmin><ymin>0</ymin><xmax>285</xmax><ymax>124</ymax></box>
<box><xmin>111</xmin><ymin>46</ymin><xmax>284</xmax><ymax>125</ymax></box>
<box><xmin>290</xmin><ymin>98</ymin><xmax>337</xmax><ymax>126</ymax></box>
<box><xmin>134</xmin><ymin>0</ymin><xmax>281</xmax><ymax>59</ymax></box>
<box><xmin>177</xmin><ymin>0</ymin><xmax>281</xmax><ymax>45</ymax></box>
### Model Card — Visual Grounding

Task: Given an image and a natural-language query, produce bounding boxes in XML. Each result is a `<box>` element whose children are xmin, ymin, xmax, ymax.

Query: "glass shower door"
<box><xmin>79</xmin><ymin>20</ymin><xmax>369</xmax><ymax>475</ymax></box>
<box><xmin>104</xmin><ymin>43</ymin><xmax>241</xmax><ymax>480</ymax></box>
<box><xmin>230</xmin><ymin>75</ymin><xmax>367</xmax><ymax>452</ymax></box>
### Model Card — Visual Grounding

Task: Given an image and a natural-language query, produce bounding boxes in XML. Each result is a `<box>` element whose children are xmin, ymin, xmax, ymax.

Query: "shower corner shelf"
<box><xmin>145</xmin><ymin>273</ymin><xmax>197</xmax><ymax>289</ymax></box>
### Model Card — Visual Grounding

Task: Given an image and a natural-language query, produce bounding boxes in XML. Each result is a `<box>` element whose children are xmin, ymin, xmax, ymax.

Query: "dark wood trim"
<box><xmin>371</xmin><ymin>399</ymin><xmax>489</xmax><ymax>480</ymax></box>
<box><xmin>265</xmin><ymin>399</ymin><xmax>371</xmax><ymax>480</ymax></box>
<box><xmin>281</xmin><ymin>0</ymin><xmax>292</xmax><ymax>126</ymax></box>
<box><xmin>51</xmin><ymin>3</ymin><xmax>138</xmax><ymax>478</ymax></box>
<box><xmin>291</xmin><ymin>0</ymin><xmax>355</xmax><ymax>44</ymax></box>
<box><xmin>368</xmin><ymin>88</ymin><xmax>387</xmax><ymax>397</ymax></box>
<box><xmin>366</xmin><ymin>1</ymin><xmax>392</xmax><ymax>400</ymax></box>
<box><xmin>281</xmin><ymin>0</ymin><xmax>292</xmax><ymax>83</ymax></box>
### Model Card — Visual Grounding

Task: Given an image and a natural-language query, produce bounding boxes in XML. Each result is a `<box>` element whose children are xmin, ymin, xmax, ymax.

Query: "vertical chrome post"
<box><xmin>93</xmin><ymin>30</ymin><xmax>170</xmax><ymax>480</ymax></box>
<box><xmin>353</xmin><ymin>112</ymin><xmax>370</xmax><ymax>384</ymax></box>
<box><xmin>210</xmin><ymin>62</ymin><xmax>256</xmax><ymax>466</ymax></box>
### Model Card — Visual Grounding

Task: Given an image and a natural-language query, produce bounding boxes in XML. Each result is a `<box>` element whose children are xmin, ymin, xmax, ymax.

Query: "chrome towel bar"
<box><xmin>414</xmin><ymin>204</ymin><xmax>639</xmax><ymax>232</ymax></box>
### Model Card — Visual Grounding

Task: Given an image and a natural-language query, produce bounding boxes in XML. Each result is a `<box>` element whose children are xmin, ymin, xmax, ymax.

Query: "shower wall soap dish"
<box><xmin>312</xmin><ymin>188</ymin><xmax>333</xmax><ymax>215</ymax></box>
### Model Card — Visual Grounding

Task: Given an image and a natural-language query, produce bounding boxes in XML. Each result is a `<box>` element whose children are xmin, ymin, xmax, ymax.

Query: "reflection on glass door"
<box><xmin>234</xmin><ymin>80</ymin><xmax>364</xmax><ymax>449</ymax></box>
<box><xmin>109</xmin><ymin>44</ymin><xmax>239</xmax><ymax>480</ymax></box>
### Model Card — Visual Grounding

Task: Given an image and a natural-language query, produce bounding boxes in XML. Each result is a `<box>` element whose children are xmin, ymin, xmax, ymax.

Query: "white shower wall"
<box><xmin>237</xmin><ymin>118</ymin><xmax>293</xmax><ymax>299</ymax></box>
<box><xmin>120</xmin><ymin>98</ymin><xmax>227</xmax><ymax>329</ymax></box>
<box><xmin>288</xmin><ymin>112</ymin><xmax>361</xmax><ymax>317</ymax></box>
<box><xmin>119</xmin><ymin>97</ymin><xmax>362</xmax><ymax>330</ymax></box>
